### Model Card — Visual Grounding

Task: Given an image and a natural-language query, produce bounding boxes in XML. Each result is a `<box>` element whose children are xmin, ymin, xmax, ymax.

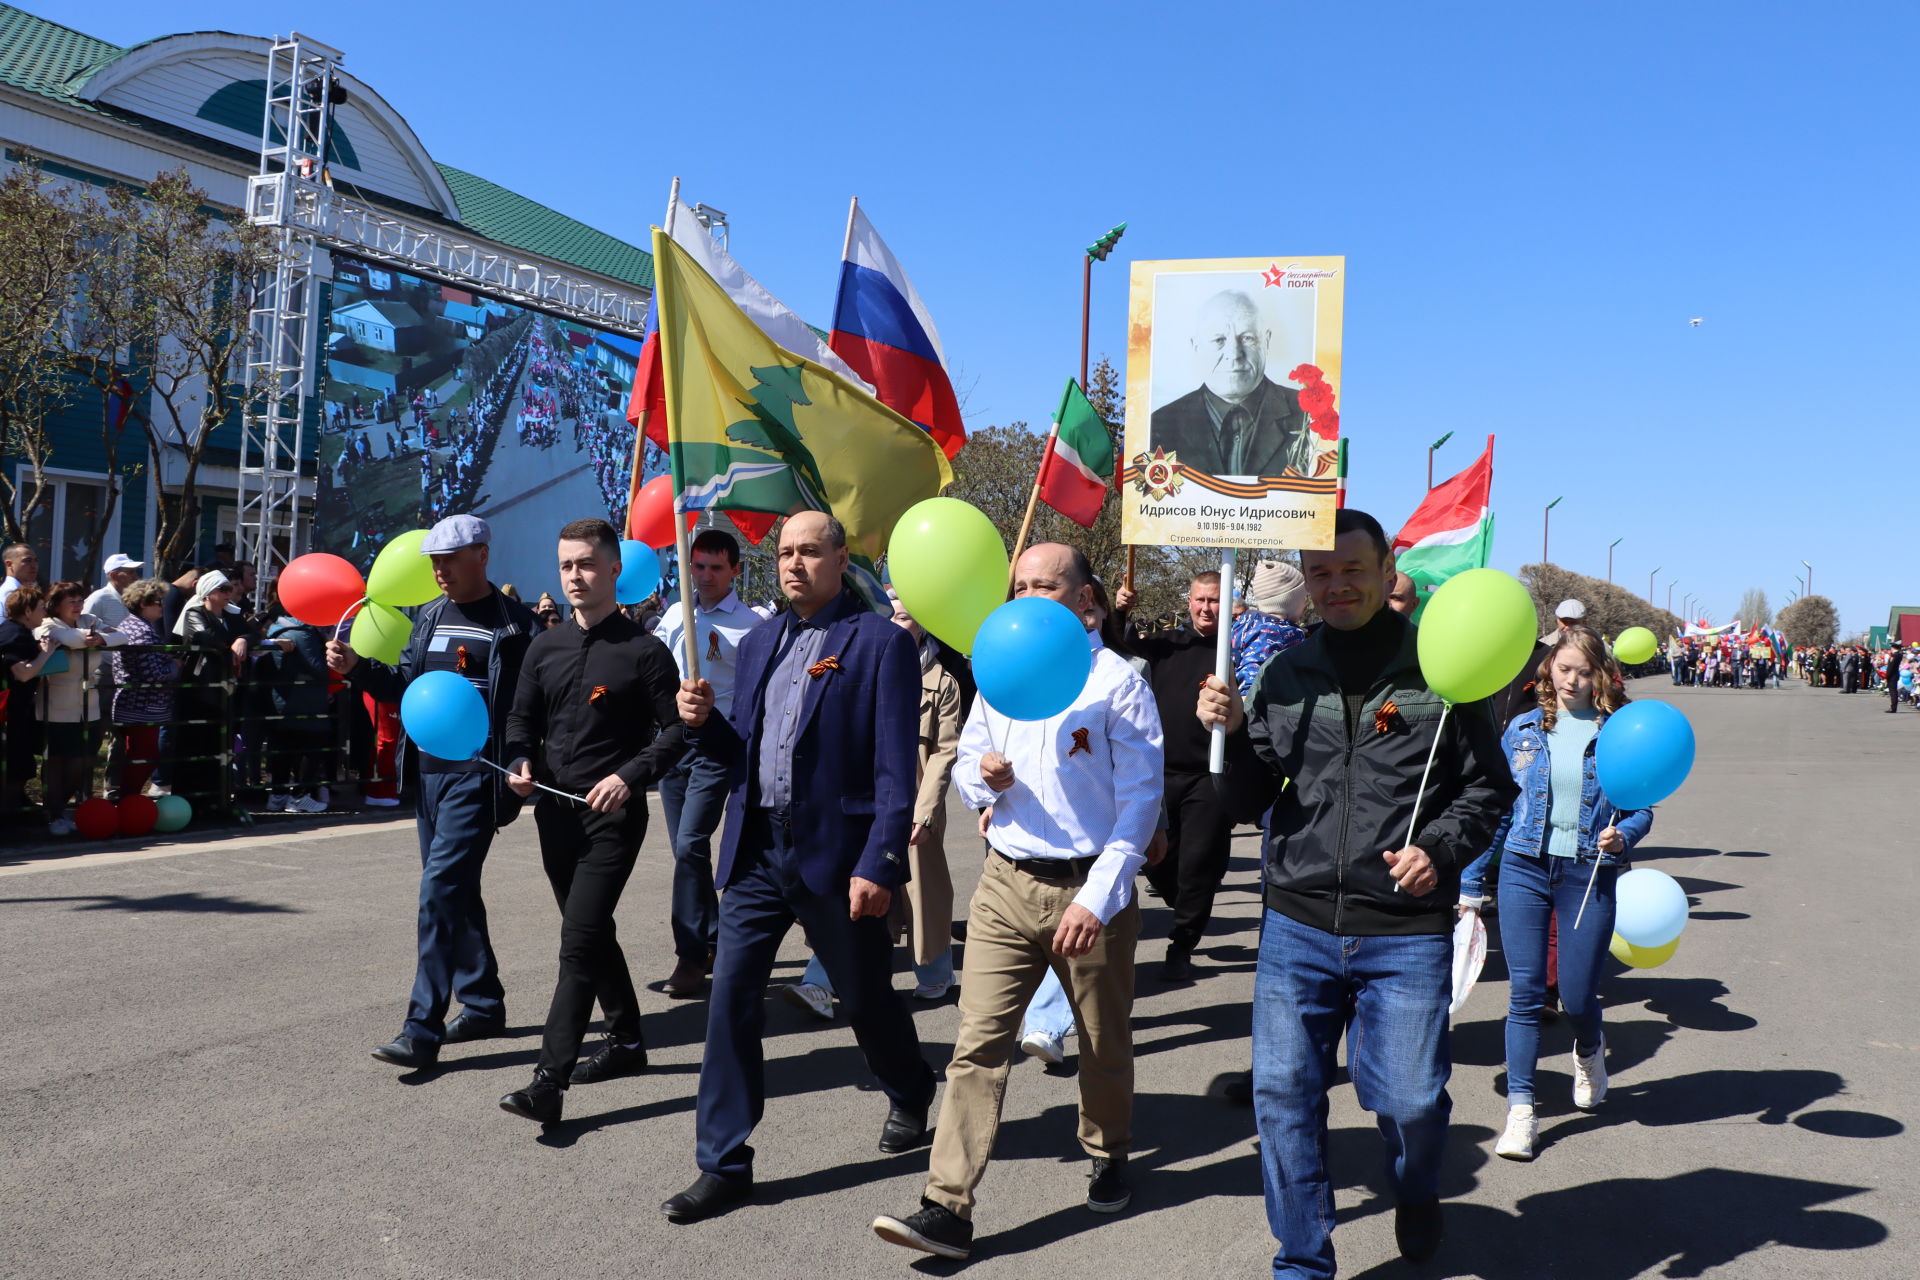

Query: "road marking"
<box><xmin>0</xmin><ymin>818</ymin><xmax>414</xmax><ymax>878</ymax></box>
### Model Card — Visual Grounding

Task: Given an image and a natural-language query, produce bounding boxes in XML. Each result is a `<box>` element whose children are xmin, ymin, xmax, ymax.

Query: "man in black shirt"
<box><xmin>328</xmin><ymin>514</ymin><xmax>538</xmax><ymax>1070</ymax></box>
<box><xmin>498</xmin><ymin>518</ymin><xmax>690</xmax><ymax>1124</ymax></box>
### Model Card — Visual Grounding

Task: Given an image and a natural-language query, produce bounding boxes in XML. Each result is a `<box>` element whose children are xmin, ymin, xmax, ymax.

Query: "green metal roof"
<box><xmin>0</xmin><ymin>3</ymin><xmax>652</xmax><ymax>293</ymax></box>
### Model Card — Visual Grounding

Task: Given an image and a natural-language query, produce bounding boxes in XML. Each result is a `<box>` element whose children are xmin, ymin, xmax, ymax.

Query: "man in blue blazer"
<box><xmin>662</xmin><ymin>511</ymin><xmax>937</xmax><ymax>1223</ymax></box>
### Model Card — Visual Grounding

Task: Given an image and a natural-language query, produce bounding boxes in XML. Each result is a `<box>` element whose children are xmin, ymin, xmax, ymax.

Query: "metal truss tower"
<box><xmin>236</xmin><ymin>32</ymin><xmax>341</xmax><ymax>581</ymax></box>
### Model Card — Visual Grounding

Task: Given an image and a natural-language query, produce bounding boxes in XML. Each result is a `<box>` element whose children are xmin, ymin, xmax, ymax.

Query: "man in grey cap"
<box><xmin>1546</xmin><ymin>598</ymin><xmax>1586</xmax><ymax>644</ymax></box>
<box><xmin>326</xmin><ymin>513</ymin><xmax>540</xmax><ymax>1070</ymax></box>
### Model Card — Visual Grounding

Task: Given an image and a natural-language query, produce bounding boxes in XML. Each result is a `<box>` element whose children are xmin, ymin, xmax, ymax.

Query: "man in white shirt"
<box><xmin>84</xmin><ymin>554</ymin><xmax>144</xmax><ymax>627</ymax></box>
<box><xmin>652</xmin><ymin>528</ymin><xmax>768</xmax><ymax>997</ymax></box>
<box><xmin>1</xmin><ymin>542</ymin><xmax>40</xmax><ymax>615</ymax></box>
<box><xmin>872</xmin><ymin>542</ymin><xmax>1164</xmax><ymax>1262</ymax></box>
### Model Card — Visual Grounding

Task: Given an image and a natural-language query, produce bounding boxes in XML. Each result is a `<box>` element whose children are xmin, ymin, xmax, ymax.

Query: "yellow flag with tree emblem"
<box><xmin>652</xmin><ymin>229</ymin><xmax>953</xmax><ymax>571</ymax></box>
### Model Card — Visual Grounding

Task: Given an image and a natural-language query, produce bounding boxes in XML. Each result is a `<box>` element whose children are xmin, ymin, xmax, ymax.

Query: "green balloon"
<box><xmin>1614</xmin><ymin>626</ymin><xmax>1658</xmax><ymax>665</ymax></box>
<box><xmin>366</xmin><ymin>530</ymin><xmax>442</xmax><ymax>608</ymax></box>
<box><xmin>153</xmin><ymin>794</ymin><xmax>192</xmax><ymax>833</ymax></box>
<box><xmin>1416</xmin><ymin>568</ymin><xmax>1540</xmax><ymax>704</ymax></box>
<box><xmin>349</xmin><ymin>601</ymin><xmax>414</xmax><ymax>666</ymax></box>
<box><xmin>887</xmin><ymin>497</ymin><xmax>1010</xmax><ymax>654</ymax></box>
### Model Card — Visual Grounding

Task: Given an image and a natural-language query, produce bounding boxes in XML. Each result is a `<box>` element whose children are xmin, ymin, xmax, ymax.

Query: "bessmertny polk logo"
<box><xmin>1132</xmin><ymin>447</ymin><xmax>1184</xmax><ymax>502</ymax></box>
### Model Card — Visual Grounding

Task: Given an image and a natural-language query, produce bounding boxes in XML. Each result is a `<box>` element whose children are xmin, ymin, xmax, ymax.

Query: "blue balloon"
<box><xmin>1613</xmin><ymin>867</ymin><xmax>1690</xmax><ymax>949</ymax></box>
<box><xmin>971</xmin><ymin>597</ymin><xmax>1092</xmax><ymax>721</ymax></box>
<box><xmin>1594</xmin><ymin>699</ymin><xmax>1696</xmax><ymax>810</ymax></box>
<box><xmin>615</xmin><ymin>540</ymin><xmax>662</xmax><ymax>606</ymax></box>
<box><xmin>400</xmin><ymin>669</ymin><xmax>488</xmax><ymax>762</ymax></box>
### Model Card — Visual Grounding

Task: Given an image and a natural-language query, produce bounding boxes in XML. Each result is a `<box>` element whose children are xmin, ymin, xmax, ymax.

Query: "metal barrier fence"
<box><xmin>2</xmin><ymin>640</ymin><xmax>400</xmax><ymax>830</ymax></box>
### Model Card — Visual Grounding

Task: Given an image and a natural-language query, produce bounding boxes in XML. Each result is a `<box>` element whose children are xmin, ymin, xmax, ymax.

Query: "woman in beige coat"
<box><xmin>782</xmin><ymin>593</ymin><xmax>964</xmax><ymax>1018</ymax></box>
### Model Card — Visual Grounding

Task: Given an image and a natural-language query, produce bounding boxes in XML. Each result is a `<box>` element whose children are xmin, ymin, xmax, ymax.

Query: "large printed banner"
<box><xmin>1121</xmin><ymin>256</ymin><xmax>1344</xmax><ymax>551</ymax></box>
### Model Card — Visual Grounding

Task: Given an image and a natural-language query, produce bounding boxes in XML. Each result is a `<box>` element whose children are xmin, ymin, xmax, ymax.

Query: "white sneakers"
<box><xmin>1495</xmin><ymin>1104</ymin><xmax>1537</xmax><ymax>1160</ymax></box>
<box><xmin>364</xmin><ymin>796</ymin><xmax>401</xmax><ymax>808</ymax></box>
<box><xmin>1572</xmin><ymin>1040</ymin><xmax>1608</xmax><ymax>1109</ymax></box>
<box><xmin>911</xmin><ymin>980</ymin><xmax>954</xmax><ymax>1001</ymax></box>
<box><xmin>268</xmin><ymin>794</ymin><xmax>290</xmax><ymax>811</ymax></box>
<box><xmin>288</xmin><ymin>794</ymin><xmax>328</xmax><ymax>814</ymax></box>
<box><xmin>1020</xmin><ymin>1030</ymin><xmax>1065</xmax><ymax>1065</ymax></box>
<box><xmin>782</xmin><ymin>983</ymin><xmax>835</xmax><ymax>1021</ymax></box>
<box><xmin>46</xmin><ymin>815</ymin><xmax>76</xmax><ymax>836</ymax></box>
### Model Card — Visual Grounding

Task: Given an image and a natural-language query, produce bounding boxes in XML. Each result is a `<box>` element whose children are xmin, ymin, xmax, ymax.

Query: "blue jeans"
<box><xmin>1497</xmin><ymin>851</ymin><xmax>1615</xmax><ymax>1104</ymax></box>
<box><xmin>802</xmin><ymin>946</ymin><xmax>954</xmax><ymax>994</ymax></box>
<box><xmin>1253</xmin><ymin>909</ymin><xmax>1452</xmax><ymax>1280</ymax></box>
<box><xmin>656</xmin><ymin>752</ymin><xmax>729</xmax><ymax>961</ymax></box>
<box><xmin>1020</xmin><ymin>968</ymin><xmax>1075</xmax><ymax>1040</ymax></box>
<box><xmin>403</xmin><ymin>771</ymin><xmax>505</xmax><ymax>1044</ymax></box>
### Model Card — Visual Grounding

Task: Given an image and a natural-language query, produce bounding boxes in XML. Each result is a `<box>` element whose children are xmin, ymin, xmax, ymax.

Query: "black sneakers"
<box><xmin>1087</xmin><ymin>1154</ymin><xmax>1132</xmax><ymax>1213</ymax></box>
<box><xmin>571</xmin><ymin>1038</ymin><xmax>648</xmax><ymax>1085</ymax></box>
<box><xmin>872</xmin><ymin>1199</ymin><xmax>973</xmax><ymax>1260</ymax></box>
<box><xmin>1395</xmin><ymin>1200</ymin><xmax>1444</xmax><ymax>1262</ymax></box>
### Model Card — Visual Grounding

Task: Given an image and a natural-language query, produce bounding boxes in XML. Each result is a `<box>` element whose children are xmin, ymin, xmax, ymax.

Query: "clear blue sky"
<box><xmin>45</xmin><ymin>0</ymin><xmax>1918</xmax><ymax>635</ymax></box>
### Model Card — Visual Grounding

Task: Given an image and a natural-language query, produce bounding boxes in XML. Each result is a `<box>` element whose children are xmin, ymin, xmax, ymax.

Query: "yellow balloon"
<box><xmin>1615</xmin><ymin>626</ymin><xmax>1658</xmax><ymax>665</ymax></box>
<box><xmin>1415</xmin><ymin>569</ymin><xmax>1540</xmax><ymax>704</ymax></box>
<box><xmin>1610</xmin><ymin>931</ymin><xmax>1679</xmax><ymax>969</ymax></box>
<box><xmin>366</xmin><ymin>530</ymin><xmax>443</xmax><ymax>608</ymax></box>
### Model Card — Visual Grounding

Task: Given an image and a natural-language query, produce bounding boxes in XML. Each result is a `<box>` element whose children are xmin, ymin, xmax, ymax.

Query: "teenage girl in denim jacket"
<box><xmin>1457</xmin><ymin>626</ymin><xmax>1652</xmax><ymax>1161</ymax></box>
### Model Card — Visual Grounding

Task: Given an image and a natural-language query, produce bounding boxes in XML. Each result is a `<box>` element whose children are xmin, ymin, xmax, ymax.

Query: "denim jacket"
<box><xmin>1458</xmin><ymin>707</ymin><xmax>1653</xmax><ymax>904</ymax></box>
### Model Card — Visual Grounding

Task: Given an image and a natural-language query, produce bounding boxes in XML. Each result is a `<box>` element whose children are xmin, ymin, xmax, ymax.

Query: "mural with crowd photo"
<box><xmin>315</xmin><ymin>256</ymin><xmax>642</xmax><ymax>598</ymax></box>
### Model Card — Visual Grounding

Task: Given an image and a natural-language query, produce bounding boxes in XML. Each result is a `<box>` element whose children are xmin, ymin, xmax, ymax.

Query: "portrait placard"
<box><xmin>1121</xmin><ymin>256</ymin><xmax>1344</xmax><ymax>550</ymax></box>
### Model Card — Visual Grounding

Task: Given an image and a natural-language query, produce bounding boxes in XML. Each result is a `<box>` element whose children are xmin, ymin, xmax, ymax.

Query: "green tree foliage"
<box><xmin>1775</xmin><ymin>594</ymin><xmax>1839</xmax><ymax>649</ymax></box>
<box><xmin>1519</xmin><ymin>562</ymin><xmax>1680</xmax><ymax>642</ymax></box>
<box><xmin>0</xmin><ymin>160</ymin><xmax>87</xmax><ymax>543</ymax></box>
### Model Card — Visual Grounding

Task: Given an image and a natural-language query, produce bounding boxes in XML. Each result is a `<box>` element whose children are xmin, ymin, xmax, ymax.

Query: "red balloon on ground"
<box><xmin>118</xmin><ymin>794</ymin><xmax>159</xmax><ymax>837</ymax></box>
<box><xmin>74</xmin><ymin>797</ymin><xmax>119</xmax><ymax>840</ymax></box>
<box><xmin>279</xmin><ymin>553</ymin><xmax>367</xmax><ymax>627</ymax></box>
<box><xmin>627</xmin><ymin>475</ymin><xmax>696</xmax><ymax>549</ymax></box>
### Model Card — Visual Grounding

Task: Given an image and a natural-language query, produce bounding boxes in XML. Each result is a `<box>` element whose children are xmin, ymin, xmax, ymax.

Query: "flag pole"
<box><xmin>663</xmin><ymin>176</ymin><xmax>701</xmax><ymax>683</ymax></box>
<box><xmin>841</xmin><ymin>195</ymin><xmax>859</xmax><ymax>268</ymax></box>
<box><xmin>1009</xmin><ymin>433</ymin><xmax>1049</xmax><ymax>592</ymax></box>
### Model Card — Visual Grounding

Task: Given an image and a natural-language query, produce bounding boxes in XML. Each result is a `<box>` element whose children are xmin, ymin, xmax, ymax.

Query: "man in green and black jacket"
<box><xmin>1198</xmin><ymin>508</ymin><xmax>1516</xmax><ymax>1278</ymax></box>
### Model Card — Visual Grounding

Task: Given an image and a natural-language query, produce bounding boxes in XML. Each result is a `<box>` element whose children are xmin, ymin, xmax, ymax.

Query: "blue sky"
<box><xmin>45</xmin><ymin>0</ymin><xmax>1918</xmax><ymax>634</ymax></box>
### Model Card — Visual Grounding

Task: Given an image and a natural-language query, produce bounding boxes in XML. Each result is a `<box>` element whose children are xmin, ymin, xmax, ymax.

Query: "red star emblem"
<box><xmin>1261</xmin><ymin>263</ymin><xmax>1286</xmax><ymax>288</ymax></box>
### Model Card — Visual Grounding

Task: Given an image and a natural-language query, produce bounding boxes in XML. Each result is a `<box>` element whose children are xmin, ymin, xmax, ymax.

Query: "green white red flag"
<box><xmin>1393</xmin><ymin>435</ymin><xmax>1495</xmax><ymax>610</ymax></box>
<box><xmin>1037</xmin><ymin>377</ymin><xmax>1114</xmax><ymax>528</ymax></box>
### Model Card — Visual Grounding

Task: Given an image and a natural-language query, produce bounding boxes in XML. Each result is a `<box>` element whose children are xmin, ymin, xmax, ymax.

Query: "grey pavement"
<box><xmin>1</xmin><ymin>677</ymin><xmax>1913</xmax><ymax>1278</ymax></box>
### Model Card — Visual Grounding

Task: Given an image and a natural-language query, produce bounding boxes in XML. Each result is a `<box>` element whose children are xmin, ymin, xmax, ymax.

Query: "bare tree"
<box><xmin>1776</xmin><ymin>594</ymin><xmax>1838</xmax><ymax>649</ymax></box>
<box><xmin>1520</xmin><ymin>563</ymin><xmax>1680</xmax><ymax>641</ymax></box>
<box><xmin>1737</xmin><ymin>587</ymin><xmax>1772</xmax><ymax>628</ymax></box>
<box><xmin>0</xmin><ymin>161</ymin><xmax>87</xmax><ymax>543</ymax></box>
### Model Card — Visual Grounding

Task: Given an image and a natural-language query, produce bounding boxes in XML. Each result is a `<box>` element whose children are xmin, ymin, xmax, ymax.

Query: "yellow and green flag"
<box><xmin>652</xmin><ymin>228</ymin><xmax>953</xmax><ymax>568</ymax></box>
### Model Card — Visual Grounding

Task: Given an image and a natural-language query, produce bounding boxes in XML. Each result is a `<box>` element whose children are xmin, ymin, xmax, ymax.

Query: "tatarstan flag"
<box><xmin>1036</xmin><ymin>378</ymin><xmax>1114</xmax><ymax>528</ymax></box>
<box><xmin>1393</xmin><ymin>435</ymin><xmax>1495</xmax><ymax>614</ymax></box>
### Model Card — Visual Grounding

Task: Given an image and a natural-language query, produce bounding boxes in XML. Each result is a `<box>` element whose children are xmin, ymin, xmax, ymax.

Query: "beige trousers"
<box><xmin>924</xmin><ymin>852</ymin><xmax>1139</xmax><ymax>1219</ymax></box>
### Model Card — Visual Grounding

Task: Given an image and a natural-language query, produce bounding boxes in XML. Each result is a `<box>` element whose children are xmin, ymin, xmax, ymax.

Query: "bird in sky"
<box><xmin>1689</xmin><ymin>318</ymin><xmax>1703</xmax><ymax>327</ymax></box>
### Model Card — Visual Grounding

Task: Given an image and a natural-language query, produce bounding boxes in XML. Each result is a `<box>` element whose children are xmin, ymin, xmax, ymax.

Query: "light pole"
<box><xmin>1608</xmin><ymin>536</ymin><xmax>1624</xmax><ymax>583</ymax></box>
<box><xmin>1801</xmin><ymin>559</ymin><xmax>1813</xmax><ymax>599</ymax></box>
<box><xmin>1683</xmin><ymin>593</ymin><xmax>1694</xmax><ymax>622</ymax></box>
<box><xmin>1667</xmin><ymin>581</ymin><xmax>1676</xmax><ymax>615</ymax></box>
<box><xmin>1543</xmin><ymin>496</ymin><xmax>1563</xmax><ymax>563</ymax></box>
<box><xmin>1427</xmin><ymin>431</ymin><xmax>1454</xmax><ymax>489</ymax></box>
<box><xmin>1648</xmin><ymin>566</ymin><xmax>1661</xmax><ymax>606</ymax></box>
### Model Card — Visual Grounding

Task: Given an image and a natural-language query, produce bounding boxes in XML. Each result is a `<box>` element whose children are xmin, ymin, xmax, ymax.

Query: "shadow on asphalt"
<box><xmin>1345</xmin><ymin>1168</ymin><xmax>1888</xmax><ymax>1279</ymax></box>
<box><xmin>0</xmin><ymin>890</ymin><xmax>300</xmax><ymax>914</ymax></box>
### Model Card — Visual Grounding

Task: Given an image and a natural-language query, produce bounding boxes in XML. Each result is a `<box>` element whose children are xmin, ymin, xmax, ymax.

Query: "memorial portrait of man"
<box><xmin>1147</xmin><ymin>289</ymin><xmax>1311</xmax><ymax>478</ymax></box>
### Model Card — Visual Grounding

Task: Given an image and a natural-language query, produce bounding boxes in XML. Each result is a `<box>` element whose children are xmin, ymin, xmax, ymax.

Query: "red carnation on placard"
<box><xmin>1289</xmin><ymin>363</ymin><xmax>1324</xmax><ymax>386</ymax></box>
<box><xmin>1310</xmin><ymin>408</ymin><xmax>1340</xmax><ymax>441</ymax></box>
<box><xmin>1298</xmin><ymin>383</ymin><xmax>1335</xmax><ymax>416</ymax></box>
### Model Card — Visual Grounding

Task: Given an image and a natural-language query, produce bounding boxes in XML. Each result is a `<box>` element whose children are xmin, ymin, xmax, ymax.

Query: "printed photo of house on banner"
<box><xmin>314</xmin><ymin>256</ymin><xmax>642</xmax><ymax>592</ymax></box>
<box><xmin>1121</xmin><ymin>256</ymin><xmax>1344</xmax><ymax>551</ymax></box>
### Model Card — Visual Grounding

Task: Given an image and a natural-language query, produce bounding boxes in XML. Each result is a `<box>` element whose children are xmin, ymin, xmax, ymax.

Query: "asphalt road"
<box><xmin>1</xmin><ymin>678</ymin><xmax>1913</xmax><ymax>1278</ymax></box>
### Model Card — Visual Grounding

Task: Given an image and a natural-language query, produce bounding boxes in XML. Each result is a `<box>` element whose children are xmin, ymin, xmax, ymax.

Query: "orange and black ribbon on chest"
<box><xmin>808</xmin><ymin>655</ymin><xmax>842</xmax><ymax>678</ymax></box>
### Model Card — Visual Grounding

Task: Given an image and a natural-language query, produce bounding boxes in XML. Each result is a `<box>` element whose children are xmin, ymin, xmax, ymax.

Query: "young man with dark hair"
<box><xmin>653</xmin><ymin>525</ymin><xmax>764</xmax><ymax>997</ymax></box>
<box><xmin>1197</xmin><ymin>506</ymin><xmax>1516</xmax><ymax>1277</ymax></box>
<box><xmin>496</xmin><ymin>518</ymin><xmax>691</xmax><ymax>1123</ymax></box>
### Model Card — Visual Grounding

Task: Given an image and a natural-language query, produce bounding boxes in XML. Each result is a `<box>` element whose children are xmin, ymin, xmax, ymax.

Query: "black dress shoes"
<box><xmin>445</xmin><ymin>1011</ymin><xmax>506</xmax><ymax>1043</ymax></box>
<box><xmin>1163</xmin><ymin>944</ymin><xmax>1194</xmax><ymax>982</ymax></box>
<box><xmin>370</xmin><ymin>1036</ymin><xmax>438</xmax><ymax>1069</ymax></box>
<box><xmin>1395</xmin><ymin>1200</ymin><xmax>1444</xmax><ymax>1262</ymax></box>
<box><xmin>661</xmin><ymin>1173</ymin><xmax>752</xmax><ymax>1223</ymax></box>
<box><xmin>499</xmin><ymin>1069</ymin><xmax>565</xmax><ymax>1124</ymax></box>
<box><xmin>877</xmin><ymin>1100</ymin><xmax>932</xmax><ymax>1154</ymax></box>
<box><xmin>571</xmin><ymin>1038</ymin><xmax>648</xmax><ymax>1084</ymax></box>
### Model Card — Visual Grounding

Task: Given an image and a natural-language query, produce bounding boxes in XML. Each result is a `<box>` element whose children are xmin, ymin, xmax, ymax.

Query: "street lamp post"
<box><xmin>1667</xmin><ymin>581</ymin><xmax>1676</xmax><ymax>615</ymax></box>
<box><xmin>1608</xmin><ymin>536</ymin><xmax>1624</xmax><ymax>583</ymax></box>
<box><xmin>1683</xmin><ymin>593</ymin><xmax>1694</xmax><ymax>622</ymax></box>
<box><xmin>1801</xmin><ymin>559</ymin><xmax>1813</xmax><ymax>599</ymax></box>
<box><xmin>1543</xmin><ymin>496</ymin><xmax>1563</xmax><ymax>563</ymax></box>
<box><xmin>1427</xmin><ymin>432</ymin><xmax>1454</xmax><ymax>489</ymax></box>
<box><xmin>1648</xmin><ymin>566</ymin><xmax>1661</xmax><ymax>606</ymax></box>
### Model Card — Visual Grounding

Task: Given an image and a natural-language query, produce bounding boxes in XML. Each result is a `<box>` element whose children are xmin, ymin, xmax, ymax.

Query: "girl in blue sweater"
<box><xmin>1459</xmin><ymin>626</ymin><xmax>1652</xmax><ymax>1161</ymax></box>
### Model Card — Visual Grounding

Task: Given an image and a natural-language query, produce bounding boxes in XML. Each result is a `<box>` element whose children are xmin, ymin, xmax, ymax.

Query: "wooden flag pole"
<box><xmin>662</xmin><ymin>177</ymin><xmax>701</xmax><ymax>684</ymax></box>
<box><xmin>1009</xmin><ymin>433</ymin><xmax>1049</xmax><ymax>592</ymax></box>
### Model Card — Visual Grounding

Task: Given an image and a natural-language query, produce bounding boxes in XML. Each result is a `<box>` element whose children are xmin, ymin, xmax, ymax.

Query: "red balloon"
<box><xmin>626</xmin><ymin>475</ymin><xmax>695</xmax><ymax>550</ymax></box>
<box><xmin>118</xmin><ymin>794</ymin><xmax>159</xmax><ymax>837</ymax></box>
<box><xmin>279</xmin><ymin>553</ymin><xmax>367</xmax><ymax>627</ymax></box>
<box><xmin>74</xmin><ymin>797</ymin><xmax>119</xmax><ymax>840</ymax></box>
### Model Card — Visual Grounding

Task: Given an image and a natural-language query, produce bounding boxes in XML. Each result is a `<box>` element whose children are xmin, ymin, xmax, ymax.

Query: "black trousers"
<box><xmin>532</xmin><ymin>795</ymin><xmax>646</xmax><ymax>1080</ymax></box>
<box><xmin>1144</xmin><ymin>770</ymin><xmax>1233</xmax><ymax>950</ymax></box>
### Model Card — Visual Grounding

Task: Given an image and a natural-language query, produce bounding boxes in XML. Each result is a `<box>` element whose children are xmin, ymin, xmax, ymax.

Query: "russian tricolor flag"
<box><xmin>830</xmin><ymin>201</ymin><xmax>966</xmax><ymax>460</ymax></box>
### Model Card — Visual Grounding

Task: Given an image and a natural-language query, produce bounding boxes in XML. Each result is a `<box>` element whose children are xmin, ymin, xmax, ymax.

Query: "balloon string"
<box><xmin>1573</xmin><ymin>851</ymin><xmax>1604</xmax><ymax>932</ymax></box>
<box><xmin>333</xmin><ymin>597</ymin><xmax>369</xmax><ymax>643</ymax></box>
<box><xmin>475</xmin><ymin>757</ymin><xmax>589</xmax><ymax>804</ymax></box>
<box><xmin>1397</xmin><ymin>701</ymin><xmax>1451</xmax><ymax>894</ymax></box>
